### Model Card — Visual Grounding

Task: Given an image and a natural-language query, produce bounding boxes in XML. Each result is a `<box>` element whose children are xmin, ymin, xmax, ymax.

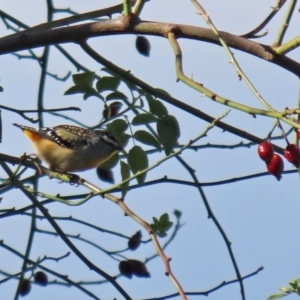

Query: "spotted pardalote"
<box><xmin>13</xmin><ymin>124</ymin><xmax>123</xmax><ymax>173</ymax></box>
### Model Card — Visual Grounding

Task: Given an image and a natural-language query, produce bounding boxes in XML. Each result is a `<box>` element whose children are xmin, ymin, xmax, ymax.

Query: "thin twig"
<box><xmin>176</xmin><ymin>155</ymin><xmax>246</xmax><ymax>299</ymax></box>
<box><xmin>0</xmin><ymin>161</ymin><xmax>133</xmax><ymax>300</ymax></box>
<box><xmin>168</xmin><ymin>31</ymin><xmax>300</xmax><ymax>129</ymax></box>
<box><xmin>79</xmin><ymin>40</ymin><xmax>286</xmax><ymax>154</ymax></box>
<box><xmin>27</xmin><ymin>2</ymin><xmax>133</xmax><ymax>32</ymax></box>
<box><xmin>189</xmin><ymin>1</ymin><xmax>283</xmax><ymax>114</ymax></box>
<box><xmin>240</xmin><ymin>0</ymin><xmax>287</xmax><ymax>38</ymax></box>
<box><xmin>0</xmin><ymin>241</ymin><xmax>101</xmax><ymax>300</ymax></box>
<box><xmin>273</xmin><ymin>0</ymin><xmax>297</xmax><ymax>46</ymax></box>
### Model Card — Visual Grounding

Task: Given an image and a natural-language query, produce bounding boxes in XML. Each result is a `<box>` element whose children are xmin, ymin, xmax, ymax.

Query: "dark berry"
<box><xmin>34</xmin><ymin>271</ymin><xmax>48</xmax><ymax>286</ymax></box>
<box><xmin>119</xmin><ymin>261</ymin><xmax>133</xmax><ymax>279</ymax></box>
<box><xmin>128</xmin><ymin>260</ymin><xmax>150</xmax><ymax>278</ymax></box>
<box><xmin>103</xmin><ymin>101</ymin><xmax>122</xmax><ymax>119</ymax></box>
<box><xmin>136</xmin><ymin>36</ymin><xmax>150</xmax><ymax>57</ymax></box>
<box><xmin>19</xmin><ymin>279</ymin><xmax>31</xmax><ymax>297</ymax></box>
<box><xmin>128</xmin><ymin>231</ymin><xmax>142</xmax><ymax>251</ymax></box>
<box><xmin>96</xmin><ymin>168</ymin><xmax>114</xmax><ymax>183</ymax></box>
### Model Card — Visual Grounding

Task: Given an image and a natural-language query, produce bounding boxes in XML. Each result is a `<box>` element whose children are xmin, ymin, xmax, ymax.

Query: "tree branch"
<box><xmin>0</xmin><ymin>17</ymin><xmax>299</xmax><ymax>76</ymax></box>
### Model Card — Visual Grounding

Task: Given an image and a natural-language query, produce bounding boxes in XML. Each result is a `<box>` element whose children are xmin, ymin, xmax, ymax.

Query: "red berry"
<box><xmin>258</xmin><ymin>141</ymin><xmax>274</xmax><ymax>162</ymax></box>
<box><xmin>297</xmin><ymin>129</ymin><xmax>300</xmax><ymax>140</ymax></box>
<box><xmin>266</xmin><ymin>154</ymin><xmax>284</xmax><ymax>181</ymax></box>
<box><xmin>284</xmin><ymin>144</ymin><xmax>300</xmax><ymax>167</ymax></box>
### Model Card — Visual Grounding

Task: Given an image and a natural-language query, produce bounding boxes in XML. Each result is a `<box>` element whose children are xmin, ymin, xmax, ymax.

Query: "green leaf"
<box><xmin>174</xmin><ymin>209</ymin><xmax>182</xmax><ymax>219</ymax></box>
<box><xmin>120</xmin><ymin>161</ymin><xmax>130</xmax><ymax>198</ymax></box>
<box><xmin>279</xmin><ymin>287</ymin><xmax>291</xmax><ymax>293</ymax></box>
<box><xmin>73</xmin><ymin>72</ymin><xmax>95</xmax><ymax>87</ymax></box>
<box><xmin>64</xmin><ymin>85</ymin><xmax>87</xmax><ymax>95</ymax></box>
<box><xmin>134</xmin><ymin>130</ymin><xmax>161</xmax><ymax>149</ymax></box>
<box><xmin>83</xmin><ymin>88</ymin><xmax>103</xmax><ymax>100</ymax></box>
<box><xmin>289</xmin><ymin>279</ymin><xmax>299</xmax><ymax>290</ymax></box>
<box><xmin>101</xmin><ymin>67</ymin><xmax>142</xmax><ymax>93</ymax></box>
<box><xmin>106</xmin><ymin>91</ymin><xmax>128</xmax><ymax>101</ymax></box>
<box><xmin>146</xmin><ymin>94</ymin><xmax>168</xmax><ymax>117</ymax></box>
<box><xmin>96</xmin><ymin>76</ymin><xmax>120</xmax><ymax>93</ymax></box>
<box><xmin>153</xmin><ymin>217</ymin><xmax>159</xmax><ymax>226</ymax></box>
<box><xmin>127</xmin><ymin>146</ymin><xmax>148</xmax><ymax>184</ymax></box>
<box><xmin>65</xmin><ymin>80</ymin><xmax>103</xmax><ymax>100</ymax></box>
<box><xmin>159</xmin><ymin>213</ymin><xmax>173</xmax><ymax>231</ymax></box>
<box><xmin>267</xmin><ymin>293</ymin><xmax>288</xmax><ymax>300</ymax></box>
<box><xmin>157</xmin><ymin>115</ymin><xmax>180</xmax><ymax>155</ymax></box>
<box><xmin>150</xmin><ymin>213</ymin><xmax>173</xmax><ymax>238</ymax></box>
<box><xmin>124</xmin><ymin>79</ymin><xmax>143</xmax><ymax>92</ymax></box>
<box><xmin>99</xmin><ymin>152</ymin><xmax>120</xmax><ymax>170</ymax></box>
<box><xmin>160</xmin><ymin>213</ymin><xmax>169</xmax><ymax>223</ymax></box>
<box><xmin>116</xmin><ymin>133</ymin><xmax>131</xmax><ymax>148</ymax></box>
<box><xmin>150</xmin><ymin>217</ymin><xmax>161</xmax><ymax>236</ymax></box>
<box><xmin>106</xmin><ymin>119</ymin><xmax>128</xmax><ymax>136</ymax></box>
<box><xmin>132</xmin><ymin>114</ymin><xmax>157</xmax><ymax>125</ymax></box>
<box><xmin>154</xmin><ymin>88</ymin><xmax>171</xmax><ymax>98</ymax></box>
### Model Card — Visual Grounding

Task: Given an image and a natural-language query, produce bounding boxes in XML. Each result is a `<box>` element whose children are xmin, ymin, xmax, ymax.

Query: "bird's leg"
<box><xmin>56</xmin><ymin>172</ymin><xmax>82</xmax><ymax>186</ymax></box>
<box><xmin>20</xmin><ymin>153</ymin><xmax>44</xmax><ymax>175</ymax></box>
<box><xmin>67</xmin><ymin>173</ymin><xmax>82</xmax><ymax>185</ymax></box>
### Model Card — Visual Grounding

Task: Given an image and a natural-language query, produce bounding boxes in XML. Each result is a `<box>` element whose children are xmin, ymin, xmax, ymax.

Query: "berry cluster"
<box><xmin>19</xmin><ymin>271</ymin><xmax>48</xmax><ymax>297</ymax></box>
<box><xmin>258</xmin><ymin>141</ymin><xmax>300</xmax><ymax>180</ymax></box>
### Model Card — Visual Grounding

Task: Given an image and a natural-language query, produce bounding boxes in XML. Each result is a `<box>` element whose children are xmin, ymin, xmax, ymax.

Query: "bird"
<box><xmin>13</xmin><ymin>123</ymin><xmax>123</xmax><ymax>173</ymax></box>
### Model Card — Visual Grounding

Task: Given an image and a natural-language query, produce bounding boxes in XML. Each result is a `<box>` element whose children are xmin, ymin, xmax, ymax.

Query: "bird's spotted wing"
<box><xmin>13</xmin><ymin>123</ymin><xmax>87</xmax><ymax>149</ymax></box>
<box><xmin>47</xmin><ymin>125</ymin><xmax>89</xmax><ymax>148</ymax></box>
